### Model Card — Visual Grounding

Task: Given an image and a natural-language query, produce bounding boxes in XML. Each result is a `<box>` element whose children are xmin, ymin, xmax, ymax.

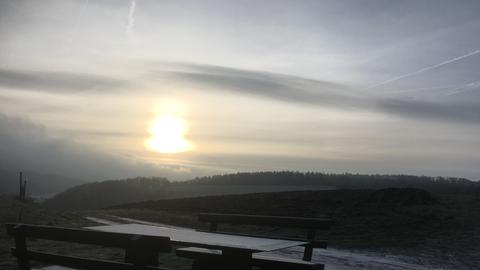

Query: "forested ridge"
<box><xmin>43</xmin><ymin>177</ymin><xmax>170</xmax><ymax>210</ymax></box>
<box><xmin>43</xmin><ymin>171</ymin><xmax>479</xmax><ymax>210</ymax></box>
<box><xmin>187</xmin><ymin>171</ymin><xmax>478</xmax><ymax>192</ymax></box>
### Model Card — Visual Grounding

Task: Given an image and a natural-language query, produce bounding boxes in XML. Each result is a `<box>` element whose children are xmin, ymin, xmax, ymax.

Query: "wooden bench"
<box><xmin>176</xmin><ymin>213</ymin><xmax>331</xmax><ymax>270</ymax></box>
<box><xmin>5</xmin><ymin>223</ymin><xmax>171</xmax><ymax>270</ymax></box>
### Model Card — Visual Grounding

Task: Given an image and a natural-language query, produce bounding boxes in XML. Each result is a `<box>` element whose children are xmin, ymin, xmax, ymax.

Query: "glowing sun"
<box><xmin>145</xmin><ymin>102</ymin><xmax>193</xmax><ymax>154</ymax></box>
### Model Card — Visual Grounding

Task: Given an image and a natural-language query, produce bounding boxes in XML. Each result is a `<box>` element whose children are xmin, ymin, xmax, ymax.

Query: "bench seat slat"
<box><xmin>6</xmin><ymin>223</ymin><xmax>172</xmax><ymax>270</ymax></box>
<box><xmin>176</xmin><ymin>247</ymin><xmax>324</xmax><ymax>270</ymax></box>
<box><xmin>5</xmin><ymin>223</ymin><xmax>170</xmax><ymax>252</ymax></box>
<box><xmin>33</xmin><ymin>267</ymin><xmax>77</xmax><ymax>270</ymax></box>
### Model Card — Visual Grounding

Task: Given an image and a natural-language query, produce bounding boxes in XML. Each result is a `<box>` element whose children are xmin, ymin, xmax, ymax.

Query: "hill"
<box><xmin>0</xmin><ymin>169</ymin><xmax>84</xmax><ymax>197</ymax></box>
<box><xmin>187</xmin><ymin>172</ymin><xmax>479</xmax><ymax>192</ymax></box>
<box><xmin>111</xmin><ymin>188</ymin><xmax>438</xmax><ymax>219</ymax></box>
<box><xmin>43</xmin><ymin>177</ymin><xmax>170</xmax><ymax>210</ymax></box>
<box><xmin>44</xmin><ymin>171</ymin><xmax>480</xmax><ymax>210</ymax></box>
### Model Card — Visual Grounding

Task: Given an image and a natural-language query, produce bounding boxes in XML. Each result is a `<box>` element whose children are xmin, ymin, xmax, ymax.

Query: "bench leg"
<box><xmin>303</xmin><ymin>245</ymin><xmax>313</xmax><ymax>261</ymax></box>
<box><xmin>125</xmin><ymin>246</ymin><xmax>159</xmax><ymax>267</ymax></box>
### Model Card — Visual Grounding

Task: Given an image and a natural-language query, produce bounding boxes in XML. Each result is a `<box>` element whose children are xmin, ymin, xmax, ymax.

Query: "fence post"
<box><xmin>13</xmin><ymin>225</ymin><xmax>31</xmax><ymax>270</ymax></box>
<box><xmin>19</xmin><ymin>172</ymin><xmax>23</xmax><ymax>200</ymax></box>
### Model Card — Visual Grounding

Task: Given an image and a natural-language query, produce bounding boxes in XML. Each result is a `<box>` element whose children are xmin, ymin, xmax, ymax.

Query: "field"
<box><xmin>2</xmin><ymin>188</ymin><xmax>480</xmax><ymax>269</ymax></box>
<box><xmin>100</xmin><ymin>189</ymin><xmax>480</xmax><ymax>269</ymax></box>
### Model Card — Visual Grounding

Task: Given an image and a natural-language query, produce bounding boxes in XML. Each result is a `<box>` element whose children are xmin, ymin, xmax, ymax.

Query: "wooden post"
<box><xmin>303</xmin><ymin>228</ymin><xmax>316</xmax><ymax>261</ymax></box>
<box><xmin>17</xmin><ymin>172</ymin><xmax>24</xmax><ymax>222</ymax></box>
<box><xmin>22</xmin><ymin>177</ymin><xmax>27</xmax><ymax>200</ymax></box>
<box><xmin>19</xmin><ymin>172</ymin><xmax>23</xmax><ymax>200</ymax></box>
<box><xmin>13</xmin><ymin>225</ymin><xmax>31</xmax><ymax>270</ymax></box>
<box><xmin>18</xmin><ymin>172</ymin><xmax>27</xmax><ymax>201</ymax></box>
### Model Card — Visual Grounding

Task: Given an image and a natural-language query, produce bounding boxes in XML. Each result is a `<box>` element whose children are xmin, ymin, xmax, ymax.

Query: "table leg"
<box><xmin>221</xmin><ymin>248</ymin><xmax>252</xmax><ymax>270</ymax></box>
<box><xmin>125</xmin><ymin>235</ymin><xmax>159</xmax><ymax>267</ymax></box>
<box><xmin>125</xmin><ymin>246</ymin><xmax>159</xmax><ymax>267</ymax></box>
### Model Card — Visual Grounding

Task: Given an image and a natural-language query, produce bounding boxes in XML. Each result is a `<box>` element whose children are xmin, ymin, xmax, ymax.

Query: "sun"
<box><xmin>145</xmin><ymin>102</ymin><xmax>193</xmax><ymax>154</ymax></box>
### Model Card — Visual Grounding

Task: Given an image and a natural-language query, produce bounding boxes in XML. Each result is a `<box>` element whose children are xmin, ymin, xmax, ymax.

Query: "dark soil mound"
<box><xmin>361</xmin><ymin>188</ymin><xmax>436</xmax><ymax>206</ymax></box>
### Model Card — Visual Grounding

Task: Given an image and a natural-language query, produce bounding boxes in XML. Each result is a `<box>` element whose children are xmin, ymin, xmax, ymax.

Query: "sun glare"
<box><xmin>145</xmin><ymin>101</ymin><xmax>193</xmax><ymax>154</ymax></box>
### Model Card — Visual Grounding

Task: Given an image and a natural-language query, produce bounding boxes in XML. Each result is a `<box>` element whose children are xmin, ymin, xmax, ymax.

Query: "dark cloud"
<box><xmin>0</xmin><ymin>68</ymin><xmax>127</xmax><ymax>93</ymax></box>
<box><xmin>159</xmin><ymin>63</ymin><xmax>365</xmax><ymax>108</ymax></box>
<box><xmin>0</xmin><ymin>113</ymin><xmax>130</xmax><ymax>180</ymax></box>
<box><xmin>2</xmin><ymin>63</ymin><xmax>478</xmax><ymax>124</ymax></box>
<box><xmin>0</xmin><ymin>94</ymin><xmax>75</xmax><ymax>113</ymax></box>
<box><xmin>0</xmin><ymin>113</ymin><xmax>204</xmax><ymax>181</ymax></box>
<box><xmin>158</xmin><ymin>62</ymin><xmax>480</xmax><ymax>124</ymax></box>
<box><xmin>378</xmin><ymin>98</ymin><xmax>480</xmax><ymax>124</ymax></box>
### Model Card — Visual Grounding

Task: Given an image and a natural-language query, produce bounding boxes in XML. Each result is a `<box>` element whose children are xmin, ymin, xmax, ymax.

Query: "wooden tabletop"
<box><xmin>87</xmin><ymin>223</ymin><xmax>306</xmax><ymax>252</ymax></box>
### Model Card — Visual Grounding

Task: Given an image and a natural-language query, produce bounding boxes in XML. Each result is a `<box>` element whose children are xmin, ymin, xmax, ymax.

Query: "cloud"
<box><xmin>157</xmin><ymin>62</ymin><xmax>480</xmax><ymax>124</ymax></box>
<box><xmin>159</xmin><ymin>63</ymin><xmax>364</xmax><ymax>108</ymax></box>
<box><xmin>378</xmin><ymin>98</ymin><xmax>480</xmax><ymax>123</ymax></box>
<box><xmin>196</xmin><ymin>152</ymin><xmax>480</xmax><ymax>180</ymax></box>
<box><xmin>0</xmin><ymin>113</ymin><xmax>207</xmax><ymax>181</ymax></box>
<box><xmin>0</xmin><ymin>93</ymin><xmax>75</xmax><ymax>114</ymax></box>
<box><xmin>2</xmin><ymin>63</ymin><xmax>478</xmax><ymax>125</ymax></box>
<box><xmin>57</xmin><ymin>128</ymin><xmax>141</xmax><ymax>138</ymax></box>
<box><xmin>0</xmin><ymin>68</ymin><xmax>127</xmax><ymax>93</ymax></box>
<box><xmin>0</xmin><ymin>113</ymin><xmax>131</xmax><ymax>180</ymax></box>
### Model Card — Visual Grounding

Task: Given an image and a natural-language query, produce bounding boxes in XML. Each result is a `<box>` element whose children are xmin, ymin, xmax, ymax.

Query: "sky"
<box><xmin>1</xmin><ymin>0</ymin><xmax>479</xmax><ymax>181</ymax></box>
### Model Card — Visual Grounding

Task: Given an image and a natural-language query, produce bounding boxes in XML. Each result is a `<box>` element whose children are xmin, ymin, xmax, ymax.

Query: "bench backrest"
<box><xmin>5</xmin><ymin>223</ymin><xmax>171</xmax><ymax>270</ymax></box>
<box><xmin>198</xmin><ymin>213</ymin><xmax>331</xmax><ymax>261</ymax></box>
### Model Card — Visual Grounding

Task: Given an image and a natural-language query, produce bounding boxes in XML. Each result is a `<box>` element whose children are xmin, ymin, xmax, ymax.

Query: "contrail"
<box><xmin>447</xmin><ymin>80</ymin><xmax>480</xmax><ymax>96</ymax></box>
<box><xmin>369</xmin><ymin>49</ymin><xmax>480</xmax><ymax>89</ymax></box>
<box><xmin>126</xmin><ymin>0</ymin><xmax>136</xmax><ymax>35</ymax></box>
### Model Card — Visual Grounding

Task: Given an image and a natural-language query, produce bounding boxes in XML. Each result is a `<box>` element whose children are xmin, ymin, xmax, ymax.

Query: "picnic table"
<box><xmin>87</xmin><ymin>223</ymin><xmax>307</xmax><ymax>270</ymax></box>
